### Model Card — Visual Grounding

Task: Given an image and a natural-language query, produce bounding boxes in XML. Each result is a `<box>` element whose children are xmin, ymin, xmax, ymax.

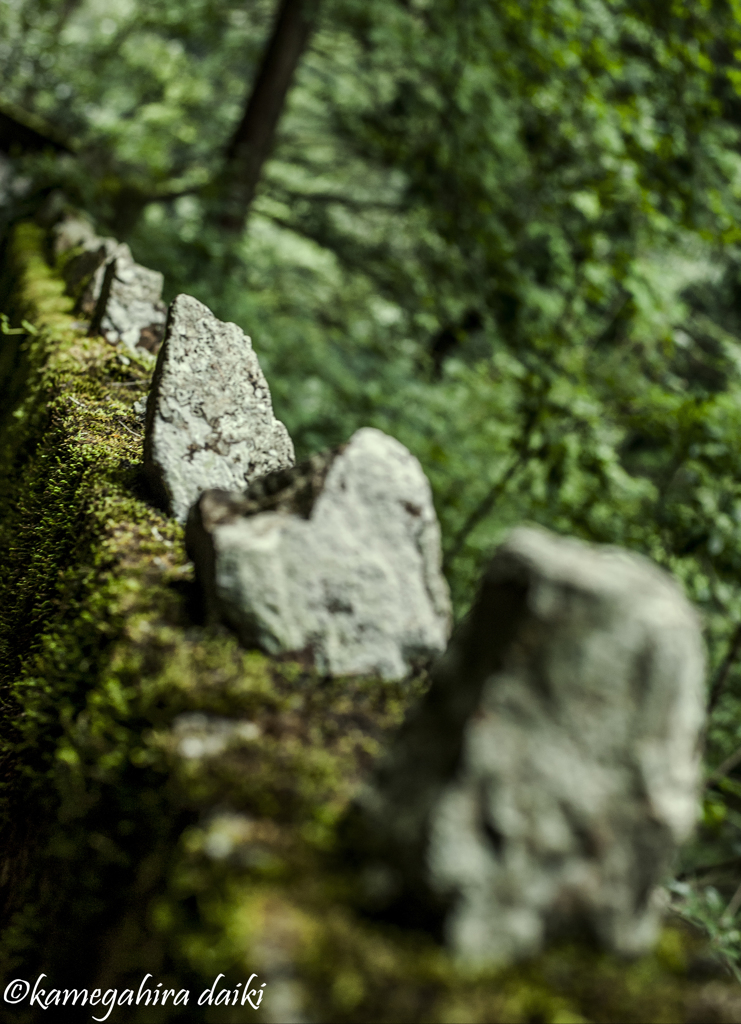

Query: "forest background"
<box><xmin>4</xmin><ymin>0</ymin><xmax>741</xmax><ymax>972</ymax></box>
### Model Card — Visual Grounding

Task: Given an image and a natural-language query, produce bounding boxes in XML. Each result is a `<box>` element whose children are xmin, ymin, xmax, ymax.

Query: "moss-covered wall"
<box><xmin>0</xmin><ymin>219</ymin><xmax>739</xmax><ymax>1023</ymax></box>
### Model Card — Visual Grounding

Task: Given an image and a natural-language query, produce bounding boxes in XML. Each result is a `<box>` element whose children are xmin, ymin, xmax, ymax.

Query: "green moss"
<box><xmin>0</xmin><ymin>220</ymin><xmax>738</xmax><ymax>1022</ymax></box>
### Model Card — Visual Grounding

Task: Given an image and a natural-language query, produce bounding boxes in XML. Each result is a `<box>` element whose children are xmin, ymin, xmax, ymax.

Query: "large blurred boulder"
<box><xmin>145</xmin><ymin>294</ymin><xmax>295</xmax><ymax>524</ymax></box>
<box><xmin>345</xmin><ymin>526</ymin><xmax>705</xmax><ymax>964</ymax></box>
<box><xmin>186</xmin><ymin>427</ymin><xmax>452</xmax><ymax>680</ymax></box>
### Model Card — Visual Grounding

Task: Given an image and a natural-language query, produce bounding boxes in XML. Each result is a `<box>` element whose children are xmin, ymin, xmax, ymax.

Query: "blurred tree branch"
<box><xmin>210</xmin><ymin>0</ymin><xmax>320</xmax><ymax>234</ymax></box>
<box><xmin>0</xmin><ymin>99</ymin><xmax>73</xmax><ymax>156</ymax></box>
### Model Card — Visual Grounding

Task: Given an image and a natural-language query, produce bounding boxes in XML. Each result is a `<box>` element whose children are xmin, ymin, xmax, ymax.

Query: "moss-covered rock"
<box><xmin>0</xmin><ymin>219</ymin><xmax>739</xmax><ymax>1022</ymax></box>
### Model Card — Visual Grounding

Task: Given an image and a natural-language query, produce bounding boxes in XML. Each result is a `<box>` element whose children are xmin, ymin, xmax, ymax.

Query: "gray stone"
<box><xmin>54</xmin><ymin>216</ymin><xmax>167</xmax><ymax>354</ymax></box>
<box><xmin>53</xmin><ymin>214</ymin><xmax>121</xmax><ymax>310</ymax></box>
<box><xmin>132</xmin><ymin>396</ymin><xmax>147</xmax><ymax>422</ymax></box>
<box><xmin>145</xmin><ymin>293</ymin><xmax>295</xmax><ymax>524</ymax></box>
<box><xmin>345</xmin><ymin>526</ymin><xmax>705</xmax><ymax>964</ymax></box>
<box><xmin>63</xmin><ymin>236</ymin><xmax>120</xmax><ymax>314</ymax></box>
<box><xmin>87</xmin><ymin>242</ymin><xmax>167</xmax><ymax>354</ymax></box>
<box><xmin>51</xmin><ymin>213</ymin><xmax>99</xmax><ymax>257</ymax></box>
<box><xmin>186</xmin><ymin>427</ymin><xmax>452</xmax><ymax>680</ymax></box>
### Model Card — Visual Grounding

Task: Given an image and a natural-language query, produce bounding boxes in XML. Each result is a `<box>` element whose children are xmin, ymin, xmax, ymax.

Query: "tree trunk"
<box><xmin>215</xmin><ymin>0</ymin><xmax>318</xmax><ymax>233</ymax></box>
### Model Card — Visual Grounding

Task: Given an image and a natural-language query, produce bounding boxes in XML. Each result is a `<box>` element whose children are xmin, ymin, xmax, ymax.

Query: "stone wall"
<box><xmin>0</xmin><ymin>214</ymin><xmax>737</xmax><ymax>1023</ymax></box>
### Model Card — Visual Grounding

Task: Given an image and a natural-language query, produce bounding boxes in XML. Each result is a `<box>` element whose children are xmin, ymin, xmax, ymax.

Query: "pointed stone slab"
<box><xmin>344</xmin><ymin>526</ymin><xmax>705</xmax><ymax>964</ymax></box>
<box><xmin>144</xmin><ymin>294</ymin><xmax>295</xmax><ymax>524</ymax></box>
<box><xmin>186</xmin><ymin>428</ymin><xmax>452</xmax><ymax>680</ymax></box>
<box><xmin>94</xmin><ymin>245</ymin><xmax>167</xmax><ymax>354</ymax></box>
<box><xmin>56</xmin><ymin>216</ymin><xmax>167</xmax><ymax>355</ymax></box>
